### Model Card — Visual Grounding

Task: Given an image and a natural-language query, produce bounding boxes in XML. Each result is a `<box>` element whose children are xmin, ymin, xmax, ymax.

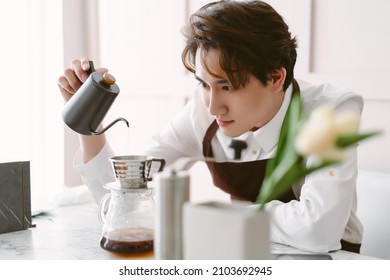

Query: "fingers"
<box><xmin>57</xmin><ymin>58</ymin><xmax>109</xmax><ymax>102</ymax></box>
<box><xmin>80</xmin><ymin>57</ymin><xmax>91</xmax><ymax>72</ymax></box>
<box><xmin>72</xmin><ymin>58</ymin><xmax>89</xmax><ymax>83</ymax></box>
<box><xmin>57</xmin><ymin>58</ymin><xmax>90</xmax><ymax>100</ymax></box>
<box><xmin>57</xmin><ymin>67</ymin><xmax>83</xmax><ymax>98</ymax></box>
<box><xmin>57</xmin><ymin>82</ymin><xmax>72</xmax><ymax>103</ymax></box>
<box><xmin>96</xmin><ymin>67</ymin><xmax>109</xmax><ymax>74</ymax></box>
<box><xmin>76</xmin><ymin>58</ymin><xmax>108</xmax><ymax>77</ymax></box>
<box><xmin>57</xmin><ymin>74</ymin><xmax>76</xmax><ymax>102</ymax></box>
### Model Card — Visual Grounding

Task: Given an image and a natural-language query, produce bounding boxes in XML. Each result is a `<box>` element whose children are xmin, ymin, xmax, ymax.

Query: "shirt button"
<box><xmin>251</xmin><ymin>150</ymin><xmax>258</xmax><ymax>155</ymax></box>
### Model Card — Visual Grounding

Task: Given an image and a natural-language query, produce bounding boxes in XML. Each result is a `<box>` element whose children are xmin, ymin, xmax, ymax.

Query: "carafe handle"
<box><xmin>146</xmin><ymin>158</ymin><xmax>166</xmax><ymax>181</ymax></box>
<box><xmin>98</xmin><ymin>193</ymin><xmax>111</xmax><ymax>224</ymax></box>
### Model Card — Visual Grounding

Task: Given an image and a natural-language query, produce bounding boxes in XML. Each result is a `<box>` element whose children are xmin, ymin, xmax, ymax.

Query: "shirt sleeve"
<box><xmin>73</xmin><ymin>143</ymin><xmax>114</xmax><ymax>204</ymax></box>
<box><xmin>264</xmin><ymin>92</ymin><xmax>364</xmax><ymax>252</ymax></box>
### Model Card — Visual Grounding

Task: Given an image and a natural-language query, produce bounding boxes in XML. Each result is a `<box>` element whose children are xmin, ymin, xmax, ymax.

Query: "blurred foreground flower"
<box><xmin>256</xmin><ymin>95</ymin><xmax>380</xmax><ymax>208</ymax></box>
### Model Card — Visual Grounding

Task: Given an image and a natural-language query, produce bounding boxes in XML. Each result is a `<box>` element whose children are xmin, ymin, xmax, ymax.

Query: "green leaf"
<box><xmin>264</xmin><ymin>94</ymin><xmax>305</xmax><ymax>180</ymax></box>
<box><xmin>257</xmin><ymin>153</ymin><xmax>301</xmax><ymax>205</ymax></box>
<box><xmin>336</xmin><ymin>131</ymin><xmax>381</xmax><ymax>148</ymax></box>
<box><xmin>258</xmin><ymin>94</ymin><xmax>307</xmax><ymax>208</ymax></box>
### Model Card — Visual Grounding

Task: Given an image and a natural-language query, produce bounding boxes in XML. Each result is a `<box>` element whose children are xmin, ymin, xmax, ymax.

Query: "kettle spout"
<box><xmin>90</xmin><ymin>118</ymin><xmax>129</xmax><ymax>135</ymax></box>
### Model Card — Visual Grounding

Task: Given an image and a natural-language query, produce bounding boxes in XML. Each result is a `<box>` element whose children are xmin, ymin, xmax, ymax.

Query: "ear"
<box><xmin>269</xmin><ymin>68</ymin><xmax>286</xmax><ymax>93</ymax></box>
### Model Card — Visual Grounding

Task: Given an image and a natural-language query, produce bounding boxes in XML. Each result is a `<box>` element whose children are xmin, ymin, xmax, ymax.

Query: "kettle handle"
<box><xmin>86</xmin><ymin>60</ymin><xmax>95</xmax><ymax>75</ymax></box>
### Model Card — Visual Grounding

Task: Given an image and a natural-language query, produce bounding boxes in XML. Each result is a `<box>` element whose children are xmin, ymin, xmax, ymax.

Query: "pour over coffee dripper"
<box><xmin>62</xmin><ymin>61</ymin><xmax>129</xmax><ymax>135</ymax></box>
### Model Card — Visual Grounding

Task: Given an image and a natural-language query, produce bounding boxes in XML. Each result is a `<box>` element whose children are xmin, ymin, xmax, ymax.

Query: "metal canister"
<box><xmin>154</xmin><ymin>169</ymin><xmax>190</xmax><ymax>260</ymax></box>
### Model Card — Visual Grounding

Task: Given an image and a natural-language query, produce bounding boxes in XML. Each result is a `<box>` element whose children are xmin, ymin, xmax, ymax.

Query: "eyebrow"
<box><xmin>194</xmin><ymin>75</ymin><xmax>229</xmax><ymax>85</ymax></box>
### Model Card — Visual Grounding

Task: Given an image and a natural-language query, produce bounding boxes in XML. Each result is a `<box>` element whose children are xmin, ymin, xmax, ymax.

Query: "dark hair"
<box><xmin>181</xmin><ymin>0</ymin><xmax>297</xmax><ymax>91</ymax></box>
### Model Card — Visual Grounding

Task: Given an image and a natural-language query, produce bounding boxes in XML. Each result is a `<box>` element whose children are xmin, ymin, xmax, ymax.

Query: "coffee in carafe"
<box><xmin>99</xmin><ymin>186</ymin><xmax>156</xmax><ymax>254</ymax></box>
<box><xmin>100</xmin><ymin>228</ymin><xmax>154</xmax><ymax>254</ymax></box>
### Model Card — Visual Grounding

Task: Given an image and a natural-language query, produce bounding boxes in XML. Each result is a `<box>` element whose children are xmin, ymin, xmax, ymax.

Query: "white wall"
<box><xmin>62</xmin><ymin>0</ymin><xmax>101</xmax><ymax>187</ymax></box>
<box><xmin>308</xmin><ymin>0</ymin><xmax>390</xmax><ymax>172</ymax></box>
<box><xmin>97</xmin><ymin>0</ymin><xmax>192</xmax><ymax>156</ymax></box>
<box><xmin>0</xmin><ymin>0</ymin><xmax>64</xmax><ymax>211</ymax></box>
<box><xmin>266</xmin><ymin>0</ymin><xmax>390</xmax><ymax>172</ymax></box>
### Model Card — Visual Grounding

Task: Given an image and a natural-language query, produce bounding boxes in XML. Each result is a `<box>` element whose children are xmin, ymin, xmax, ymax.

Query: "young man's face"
<box><xmin>195</xmin><ymin>48</ymin><xmax>286</xmax><ymax>137</ymax></box>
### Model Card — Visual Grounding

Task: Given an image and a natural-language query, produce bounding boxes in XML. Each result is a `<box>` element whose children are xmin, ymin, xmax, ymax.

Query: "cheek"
<box><xmin>201</xmin><ymin>91</ymin><xmax>210</xmax><ymax>107</ymax></box>
<box><xmin>238</xmin><ymin>96</ymin><xmax>265</xmax><ymax>120</ymax></box>
<box><xmin>236</xmin><ymin>93</ymin><xmax>259</xmax><ymax>109</ymax></box>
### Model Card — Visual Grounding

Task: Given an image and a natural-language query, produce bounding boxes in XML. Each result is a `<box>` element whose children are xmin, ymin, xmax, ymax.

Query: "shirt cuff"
<box><xmin>73</xmin><ymin>143</ymin><xmax>115</xmax><ymax>204</ymax></box>
<box><xmin>73</xmin><ymin>142</ymin><xmax>114</xmax><ymax>180</ymax></box>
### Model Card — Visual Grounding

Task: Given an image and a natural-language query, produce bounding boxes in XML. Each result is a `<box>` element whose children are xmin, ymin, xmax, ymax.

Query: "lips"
<box><xmin>216</xmin><ymin>119</ymin><xmax>234</xmax><ymax>128</ymax></box>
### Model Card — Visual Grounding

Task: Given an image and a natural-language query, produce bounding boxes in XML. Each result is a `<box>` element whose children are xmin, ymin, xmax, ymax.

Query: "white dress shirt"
<box><xmin>75</xmin><ymin>78</ymin><xmax>364</xmax><ymax>253</ymax></box>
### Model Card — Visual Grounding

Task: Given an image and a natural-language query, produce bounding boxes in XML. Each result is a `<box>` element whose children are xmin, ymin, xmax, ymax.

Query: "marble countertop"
<box><xmin>0</xmin><ymin>203</ymin><xmax>129</xmax><ymax>260</ymax></box>
<box><xmin>0</xmin><ymin>202</ymin><xmax>379</xmax><ymax>260</ymax></box>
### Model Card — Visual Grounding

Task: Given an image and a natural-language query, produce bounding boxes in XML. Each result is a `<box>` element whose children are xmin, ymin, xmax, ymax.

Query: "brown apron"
<box><xmin>201</xmin><ymin>79</ymin><xmax>361</xmax><ymax>253</ymax></box>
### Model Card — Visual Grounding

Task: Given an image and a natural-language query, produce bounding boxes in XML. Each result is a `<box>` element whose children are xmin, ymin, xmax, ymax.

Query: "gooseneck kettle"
<box><xmin>62</xmin><ymin>61</ymin><xmax>129</xmax><ymax>135</ymax></box>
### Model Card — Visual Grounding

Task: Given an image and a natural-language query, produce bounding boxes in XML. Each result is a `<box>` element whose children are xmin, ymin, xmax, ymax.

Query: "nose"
<box><xmin>207</xmin><ymin>89</ymin><xmax>227</xmax><ymax>117</ymax></box>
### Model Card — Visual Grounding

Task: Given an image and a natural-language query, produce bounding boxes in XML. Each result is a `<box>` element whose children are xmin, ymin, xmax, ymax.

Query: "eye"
<box><xmin>198</xmin><ymin>81</ymin><xmax>210</xmax><ymax>89</ymax></box>
<box><xmin>222</xmin><ymin>85</ymin><xmax>233</xmax><ymax>91</ymax></box>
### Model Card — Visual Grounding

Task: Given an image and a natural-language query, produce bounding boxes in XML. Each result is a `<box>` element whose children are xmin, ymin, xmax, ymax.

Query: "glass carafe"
<box><xmin>99</xmin><ymin>184</ymin><xmax>155</xmax><ymax>254</ymax></box>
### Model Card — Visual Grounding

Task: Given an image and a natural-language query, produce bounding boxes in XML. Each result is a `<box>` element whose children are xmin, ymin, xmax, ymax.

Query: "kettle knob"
<box><xmin>102</xmin><ymin>72</ymin><xmax>116</xmax><ymax>86</ymax></box>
